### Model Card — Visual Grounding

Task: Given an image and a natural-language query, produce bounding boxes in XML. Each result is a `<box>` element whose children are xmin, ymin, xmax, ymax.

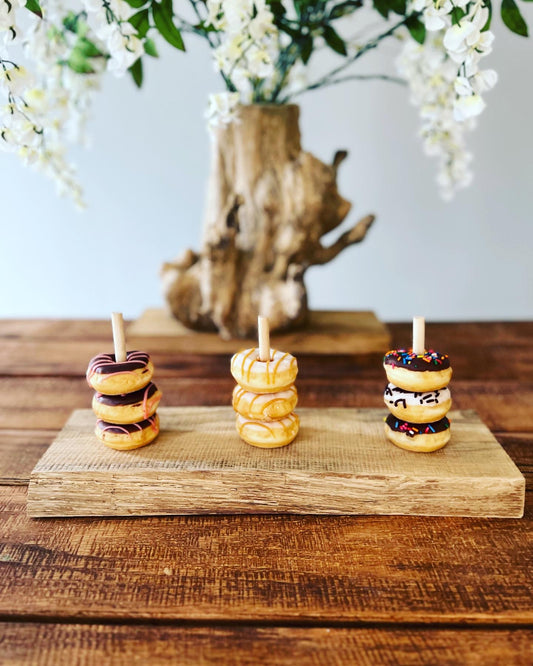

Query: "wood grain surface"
<box><xmin>1</xmin><ymin>623</ymin><xmax>532</xmax><ymax>666</ymax></box>
<box><xmin>1</xmin><ymin>320</ymin><xmax>532</xmax><ymax>664</ymax></box>
<box><xmin>128</xmin><ymin>309</ymin><xmax>392</xmax><ymax>354</ymax></box>
<box><xmin>27</xmin><ymin>407</ymin><xmax>524</xmax><ymax>518</ymax></box>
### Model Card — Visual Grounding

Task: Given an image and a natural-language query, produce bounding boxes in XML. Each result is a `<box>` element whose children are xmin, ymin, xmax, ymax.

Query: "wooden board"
<box><xmin>127</xmin><ymin>309</ymin><xmax>391</xmax><ymax>354</ymax></box>
<box><xmin>27</xmin><ymin>407</ymin><xmax>524</xmax><ymax>518</ymax></box>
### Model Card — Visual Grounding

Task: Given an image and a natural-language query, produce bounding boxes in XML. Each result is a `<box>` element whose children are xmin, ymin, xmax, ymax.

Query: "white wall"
<box><xmin>1</xmin><ymin>14</ymin><xmax>532</xmax><ymax>321</ymax></box>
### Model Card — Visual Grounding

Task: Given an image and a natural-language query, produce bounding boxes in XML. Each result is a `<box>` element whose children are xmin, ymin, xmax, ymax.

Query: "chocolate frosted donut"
<box><xmin>87</xmin><ymin>350</ymin><xmax>154</xmax><ymax>395</ymax></box>
<box><xmin>95</xmin><ymin>414</ymin><xmax>160</xmax><ymax>450</ymax></box>
<box><xmin>92</xmin><ymin>382</ymin><xmax>162</xmax><ymax>424</ymax></box>
<box><xmin>383</xmin><ymin>349</ymin><xmax>452</xmax><ymax>392</ymax></box>
<box><xmin>384</xmin><ymin>413</ymin><xmax>451</xmax><ymax>452</ymax></box>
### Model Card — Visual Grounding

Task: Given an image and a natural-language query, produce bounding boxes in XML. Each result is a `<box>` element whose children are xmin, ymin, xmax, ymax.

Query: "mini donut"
<box><xmin>232</xmin><ymin>384</ymin><xmax>298</xmax><ymax>421</ymax></box>
<box><xmin>384</xmin><ymin>413</ymin><xmax>451</xmax><ymax>453</ymax></box>
<box><xmin>384</xmin><ymin>383</ymin><xmax>451</xmax><ymax>423</ymax></box>
<box><xmin>383</xmin><ymin>349</ymin><xmax>452</xmax><ymax>392</ymax></box>
<box><xmin>95</xmin><ymin>414</ymin><xmax>160</xmax><ymax>450</ymax></box>
<box><xmin>92</xmin><ymin>382</ymin><xmax>162</xmax><ymax>424</ymax></box>
<box><xmin>87</xmin><ymin>351</ymin><xmax>154</xmax><ymax>395</ymax></box>
<box><xmin>236</xmin><ymin>412</ymin><xmax>300</xmax><ymax>449</ymax></box>
<box><xmin>230</xmin><ymin>347</ymin><xmax>298</xmax><ymax>393</ymax></box>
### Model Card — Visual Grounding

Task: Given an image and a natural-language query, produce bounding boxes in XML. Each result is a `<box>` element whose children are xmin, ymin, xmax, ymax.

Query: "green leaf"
<box><xmin>267</xmin><ymin>0</ymin><xmax>286</xmax><ymax>17</ymax></box>
<box><xmin>129</xmin><ymin>8</ymin><xmax>150</xmax><ymax>38</ymax></box>
<box><xmin>67</xmin><ymin>50</ymin><xmax>94</xmax><ymax>74</ymax></box>
<box><xmin>129</xmin><ymin>58</ymin><xmax>143</xmax><ymax>87</ymax></box>
<box><xmin>323</xmin><ymin>25</ymin><xmax>347</xmax><ymax>55</ymax></box>
<box><xmin>389</xmin><ymin>0</ymin><xmax>407</xmax><ymax>15</ymax></box>
<box><xmin>300</xmin><ymin>34</ymin><xmax>313</xmax><ymax>64</ymax></box>
<box><xmin>144</xmin><ymin>37</ymin><xmax>159</xmax><ymax>57</ymax></box>
<box><xmin>25</xmin><ymin>0</ymin><xmax>42</xmax><ymax>18</ymax></box>
<box><xmin>63</xmin><ymin>11</ymin><xmax>80</xmax><ymax>33</ymax></box>
<box><xmin>329</xmin><ymin>1</ymin><xmax>363</xmax><ymax>19</ymax></box>
<box><xmin>75</xmin><ymin>36</ymin><xmax>104</xmax><ymax>58</ymax></box>
<box><xmin>501</xmin><ymin>0</ymin><xmax>528</xmax><ymax>35</ymax></box>
<box><xmin>152</xmin><ymin>0</ymin><xmax>185</xmax><ymax>50</ymax></box>
<box><xmin>481</xmin><ymin>0</ymin><xmax>492</xmax><ymax>31</ymax></box>
<box><xmin>450</xmin><ymin>6</ymin><xmax>466</xmax><ymax>24</ymax></box>
<box><xmin>405</xmin><ymin>14</ymin><xmax>426</xmax><ymax>43</ymax></box>
<box><xmin>124</xmin><ymin>0</ymin><xmax>147</xmax><ymax>7</ymax></box>
<box><xmin>373</xmin><ymin>0</ymin><xmax>390</xmax><ymax>19</ymax></box>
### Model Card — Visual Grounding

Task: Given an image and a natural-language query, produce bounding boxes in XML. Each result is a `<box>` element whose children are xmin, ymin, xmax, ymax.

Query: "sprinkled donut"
<box><xmin>230</xmin><ymin>347</ymin><xmax>298</xmax><ymax>393</ymax></box>
<box><xmin>92</xmin><ymin>382</ymin><xmax>162</xmax><ymax>425</ymax></box>
<box><xmin>95</xmin><ymin>414</ymin><xmax>160</xmax><ymax>451</ymax></box>
<box><xmin>383</xmin><ymin>349</ymin><xmax>452</xmax><ymax>392</ymax></box>
<box><xmin>384</xmin><ymin>383</ymin><xmax>451</xmax><ymax>423</ymax></box>
<box><xmin>384</xmin><ymin>413</ymin><xmax>451</xmax><ymax>453</ymax></box>
<box><xmin>232</xmin><ymin>384</ymin><xmax>298</xmax><ymax>421</ymax></box>
<box><xmin>87</xmin><ymin>351</ymin><xmax>154</xmax><ymax>395</ymax></box>
<box><xmin>236</xmin><ymin>412</ymin><xmax>300</xmax><ymax>449</ymax></box>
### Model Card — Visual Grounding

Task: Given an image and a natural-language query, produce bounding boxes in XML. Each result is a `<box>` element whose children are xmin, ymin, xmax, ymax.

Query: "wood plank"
<box><xmin>128</xmin><ymin>309</ymin><xmax>392</xmax><ymax>355</ymax></box>
<box><xmin>1</xmin><ymin>376</ymin><xmax>532</xmax><ymax>434</ymax></box>
<box><xmin>0</xmin><ymin>319</ymin><xmax>113</xmax><ymax>339</ymax></box>
<box><xmin>27</xmin><ymin>408</ymin><xmax>524</xmax><ymax>518</ymax></box>
<box><xmin>2</xmin><ymin>337</ymin><xmax>532</xmax><ymax>381</ymax></box>
<box><xmin>0</xmin><ymin>430</ymin><xmax>54</xmax><ymax>485</ymax></box>
<box><xmin>2</xmin><ymin>485</ymin><xmax>533</xmax><ymax>623</ymax></box>
<box><xmin>1</xmin><ymin>623</ymin><xmax>532</xmax><ymax>666</ymax></box>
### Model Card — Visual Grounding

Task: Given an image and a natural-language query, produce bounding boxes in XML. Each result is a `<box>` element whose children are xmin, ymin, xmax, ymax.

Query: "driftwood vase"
<box><xmin>162</xmin><ymin>104</ymin><xmax>374</xmax><ymax>339</ymax></box>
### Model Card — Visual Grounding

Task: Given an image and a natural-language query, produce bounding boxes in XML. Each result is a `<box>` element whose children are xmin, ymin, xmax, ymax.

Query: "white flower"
<box><xmin>453</xmin><ymin>93</ymin><xmax>485</xmax><ymax>120</ymax></box>
<box><xmin>206</xmin><ymin>92</ymin><xmax>240</xmax><ymax>126</ymax></box>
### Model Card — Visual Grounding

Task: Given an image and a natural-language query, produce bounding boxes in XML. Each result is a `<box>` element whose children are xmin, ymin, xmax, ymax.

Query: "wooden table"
<box><xmin>1</xmin><ymin>320</ymin><xmax>532</xmax><ymax>664</ymax></box>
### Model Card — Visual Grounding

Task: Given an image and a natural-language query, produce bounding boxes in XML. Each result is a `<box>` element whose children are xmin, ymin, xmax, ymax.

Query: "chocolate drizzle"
<box><xmin>384</xmin><ymin>349</ymin><xmax>450</xmax><ymax>372</ymax></box>
<box><xmin>96</xmin><ymin>415</ymin><xmax>158</xmax><ymax>434</ymax></box>
<box><xmin>385</xmin><ymin>413</ymin><xmax>450</xmax><ymax>438</ymax></box>
<box><xmin>95</xmin><ymin>382</ymin><xmax>158</xmax><ymax>406</ymax></box>
<box><xmin>87</xmin><ymin>351</ymin><xmax>150</xmax><ymax>377</ymax></box>
<box><xmin>384</xmin><ymin>383</ymin><xmax>448</xmax><ymax>407</ymax></box>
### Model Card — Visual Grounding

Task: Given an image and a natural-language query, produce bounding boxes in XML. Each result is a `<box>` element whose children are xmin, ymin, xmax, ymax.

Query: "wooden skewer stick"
<box><xmin>111</xmin><ymin>312</ymin><xmax>127</xmax><ymax>363</ymax></box>
<box><xmin>412</xmin><ymin>316</ymin><xmax>425</xmax><ymax>355</ymax></box>
<box><xmin>258</xmin><ymin>316</ymin><xmax>271</xmax><ymax>362</ymax></box>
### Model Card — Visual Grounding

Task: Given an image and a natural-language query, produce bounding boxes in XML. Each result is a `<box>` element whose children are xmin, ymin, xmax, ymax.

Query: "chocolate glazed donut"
<box><xmin>95</xmin><ymin>414</ymin><xmax>160</xmax><ymax>450</ymax></box>
<box><xmin>92</xmin><ymin>382</ymin><xmax>162</xmax><ymax>424</ymax></box>
<box><xmin>87</xmin><ymin>350</ymin><xmax>154</xmax><ymax>395</ymax></box>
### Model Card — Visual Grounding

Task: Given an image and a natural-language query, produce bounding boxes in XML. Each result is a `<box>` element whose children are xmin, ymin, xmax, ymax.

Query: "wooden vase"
<box><xmin>161</xmin><ymin>104</ymin><xmax>374</xmax><ymax>339</ymax></box>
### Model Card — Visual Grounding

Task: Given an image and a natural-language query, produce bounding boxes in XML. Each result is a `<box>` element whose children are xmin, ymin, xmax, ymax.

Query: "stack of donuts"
<box><xmin>87</xmin><ymin>347</ymin><xmax>162</xmax><ymax>451</ymax></box>
<box><xmin>230</xmin><ymin>319</ymin><xmax>299</xmax><ymax>448</ymax></box>
<box><xmin>383</xmin><ymin>317</ymin><xmax>452</xmax><ymax>453</ymax></box>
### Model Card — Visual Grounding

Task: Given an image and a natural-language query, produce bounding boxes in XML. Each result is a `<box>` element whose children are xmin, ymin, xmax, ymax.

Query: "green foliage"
<box><xmin>129</xmin><ymin>8</ymin><xmax>150</xmax><ymax>38</ymax></box>
<box><xmin>144</xmin><ymin>37</ymin><xmax>159</xmax><ymax>57</ymax></box>
<box><xmin>501</xmin><ymin>0</ymin><xmax>529</xmax><ymax>35</ymax></box>
<box><xmin>405</xmin><ymin>14</ymin><xmax>426</xmax><ymax>43</ymax></box>
<box><xmin>129</xmin><ymin>58</ymin><xmax>143</xmax><ymax>86</ymax></box>
<box><xmin>152</xmin><ymin>0</ymin><xmax>185</xmax><ymax>50</ymax></box>
<box><xmin>24</xmin><ymin>0</ymin><xmax>42</xmax><ymax>18</ymax></box>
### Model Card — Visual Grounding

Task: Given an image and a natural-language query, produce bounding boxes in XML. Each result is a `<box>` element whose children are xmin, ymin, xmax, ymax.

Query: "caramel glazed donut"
<box><xmin>232</xmin><ymin>384</ymin><xmax>298</xmax><ymax>421</ymax></box>
<box><xmin>230</xmin><ymin>348</ymin><xmax>298</xmax><ymax>393</ymax></box>
<box><xmin>383</xmin><ymin>349</ymin><xmax>452</xmax><ymax>392</ymax></box>
<box><xmin>93</xmin><ymin>382</ymin><xmax>162</xmax><ymax>424</ymax></box>
<box><xmin>384</xmin><ymin>383</ymin><xmax>451</xmax><ymax>423</ymax></box>
<box><xmin>95</xmin><ymin>414</ymin><xmax>160</xmax><ymax>451</ymax></box>
<box><xmin>384</xmin><ymin>413</ymin><xmax>451</xmax><ymax>453</ymax></box>
<box><xmin>87</xmin><ymin>351</ymin><xmax>154</xmax><ymax>395</ymax></box>
<box><xmin>236</xmin><ymin>412</ymin><xmax>300</xmax><ymax>449</ymax></box>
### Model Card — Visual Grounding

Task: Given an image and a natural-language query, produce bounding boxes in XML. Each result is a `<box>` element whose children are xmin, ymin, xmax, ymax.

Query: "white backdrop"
<box><xmin>1</xmin><ymin>14</ymin><xmax>532</xmax><ymax>322</ymax></box>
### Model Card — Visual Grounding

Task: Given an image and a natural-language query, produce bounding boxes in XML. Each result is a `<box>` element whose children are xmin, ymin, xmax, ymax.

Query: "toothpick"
<box><xmin>412</xmin><ymin>316</ymin><xmax>425</xmax><ymax>355</ymax></box>
<box><xmin>111</xmin><ymin>312</ymin><xmax>127</xmax><ymax>363</ymax></box>
<box><xmin>258</xmin><ymin>316</ymin><xmax>271</xmax><ymax>362</ymax></box>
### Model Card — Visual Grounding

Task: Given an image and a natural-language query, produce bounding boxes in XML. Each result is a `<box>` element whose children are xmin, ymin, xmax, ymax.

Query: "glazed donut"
<box><xmin>384</xmin><ymin>383</ymin><xmax>451</xmax><ymax>423</ymax></box>
<box><xmin>92</xmin><ymin>382</ymin><xmax>162</xmax><ymax>424</ymax></box>
<box><xmin>87</xmin><ymin>351</ymin><xmax>154</xmax><ymax>395</ymax></box>
<box><xmin>95</xmin><ymin>414</ymin><xmax>160</xmax><ymax>450</ymax></box>
<box><xmin>236</xmin><ymin>412</ymin><xmax>300</xmax><ymax>448</ymax></box>
<box><xmin>230</xmin><ymin>347</ymin><xmax>298</xmax><ymax>393</ymax></box>
<box><xmin>384</xmin><ymin>413</ymin><xmax>451</xmax><ymax>453</ymax></box>
<box><xmin>383</xmin><ymin>349</ymin><xmax>452</xmax><ymax>392</ymax></box>
<box><xmin>232</xmin><ymin>384</ymin><xmax>298</xmax><ymax>421</ymax></box>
